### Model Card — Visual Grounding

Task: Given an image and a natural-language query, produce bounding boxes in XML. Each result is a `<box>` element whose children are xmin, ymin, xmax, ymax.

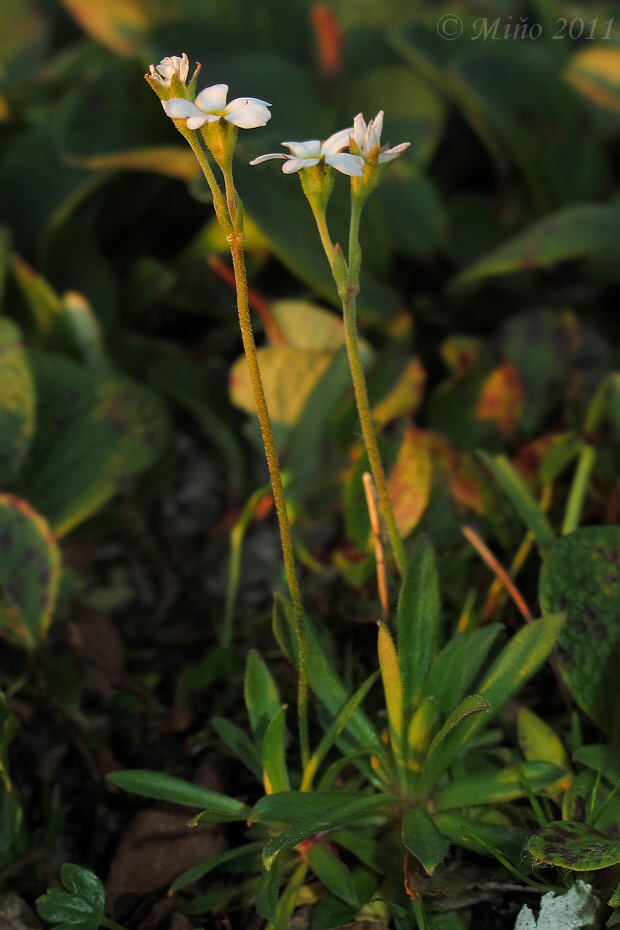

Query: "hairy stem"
<box><xmin>221</xmin><ymin>167</ymin><xmax>309</xmax><ymax>767</ymax></box>
<box><xmin>340</xmin><ymin>198</ymin><xmax>406</xmax><ymax>576</ymax></box>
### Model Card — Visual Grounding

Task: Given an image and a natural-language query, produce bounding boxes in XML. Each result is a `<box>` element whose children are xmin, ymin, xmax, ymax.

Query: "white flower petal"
<box><xmin>163</xmin><ymin>98</ymin><xmax>202</xmax><ymax>119</ymax></box>
<box><xmin>378</xmin><ymin>142</ymin><xmax>410</xmax><ymax>164</ymax></box>
<box><xmin>178</xmin><ymin>53</ymin><xmax>190</xmax><ymax>83</ymax></box>
<box><xmin>282</xmin><ymin>140</ymin><xmax>321</xmax><ymax>157</ymax></box>
<box><xmin>226</xmin><ymin>102</ymin><xmax>272</xmax><ymax>128</ymax></box>
<box><xmin>194</xmin><ymin>83</ymin><xmax>229</xmax><ymax>113</ymax></box>
<box><xmin>352</xmin><ymin>113</ymin><xmax>366</xmax><ymax>149</ymax></box>
<box><xmin>321</xmin><ymin>127</ymin><xmax>354</xmax><ymax>156</ymax></box>
<box><xmin>325</xmin><ymin>153</ymin><xmax>364</xmax><ymax>176</ymax></box>
<box><xmin>283</xmin><ymin>157</ymin><xmax>319</xmax><ymax>173</ymax></box>
<box><xmin>249</xmin><ymin>153</ymin><xmax>287</xmax><ymax>165</ymax></box>
<box><xmin>227</xmin><ymin>95</ymin><xmax>272</xmax><ymax>109</ymax></box>
<box><xmin>186</xmin><ymin>115</ymin><xmax>210</xmax><ymax>129</ymax></box>
<box><xmin>368</xmin><ymin>110</ymin><xmax>384</xmax><ymax>149</ymax></box>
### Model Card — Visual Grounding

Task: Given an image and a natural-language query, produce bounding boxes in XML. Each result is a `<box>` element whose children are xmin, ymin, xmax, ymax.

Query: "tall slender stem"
<box><xmin>221</xmin><ymin>166</ymin><xmax>309</xmax><ymax>768</ymax></box>
<box><xmin>341</xmin><ymin>282</ymin><xmax>406</xmax><ymax>576</ymax></box>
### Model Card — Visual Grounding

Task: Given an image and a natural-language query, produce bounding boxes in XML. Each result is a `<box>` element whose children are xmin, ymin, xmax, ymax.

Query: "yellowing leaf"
<box><xmin>372</xmin><ymin>357</ymin><xmax>426</xmax><ymax>428</ymax></box>
<box><xmin>61</xmin><ymin>0</ymin><xmax>153</xmax><ymax>55</ymax></box>
<box><xmin>229</xmin><ymin>347</ymin><xmax>334</xmax><ymax>425</ymax></box>
<box><xmin>388</xmin><ymin>426</ymin><xmax>432</xmax><ymax>539</ymax></box>
<box><xmin>270</xmin><ymin>301</ymin><xmax>346</xmax><ymax>351</ymax></box>
<box><xmin>476</xmin><ymin>363</ymin><xmax>523</xmax><ymax>438</ymax></box>
<box><xmin>378</xmin><ymin>622</ymin><xmax>403</xmax><ymax>752</ymax></box>
<box><xmin>64</xmin><ymin>147</ymin><xmax>200</xmax><ymax>180</ymax></box>
<box><xmin>517</xmin><ymin>707</ymin><xmax>572</xmax><ymax>803</ymax></box>
<box><xmin>566</xmin><ymin>47</ymin><xmax>620</xmax><ymax>114</ymax></box>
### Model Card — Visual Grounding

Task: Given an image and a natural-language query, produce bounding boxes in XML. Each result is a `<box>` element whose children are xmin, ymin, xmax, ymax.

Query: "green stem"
<box><xmin>221</xmin><ymin>167</ymin><xmax>309</xmax><ymax>768</ymax></box>
<box><xmin>307</xmin><ymin>199</ymin><xmax>337</xmax><ymax>273</ymax></box>
<box><xmin>181</xmin><ymin>129</ymin><xmax>231</xmax><ymax>233</ymax></box>
<box><xmin>562</xmin><ymin>444</ymin><xmax>596</xmax><ymax>535</ymax></box>
<box><xmin>340</xmin><ymin>198</ymin><xmax>406</xmax><ymax>576</ymax></box>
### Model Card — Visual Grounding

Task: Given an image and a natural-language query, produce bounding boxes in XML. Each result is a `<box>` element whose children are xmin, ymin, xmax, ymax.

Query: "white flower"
<box><xmin>250</xmin><ymin>128</ymin><xmax>364</xmax><ymax>176</ymax></box>
<box><xmin>163</xmin><ymin>83</ymin><xmax>271</xmax><ymax>130</ymax></box>
<box><xmin>149</xmin><ymin>54</ymin><xmax>190</xmax><ymax>87</ymax></box>
<box><xmin>351</xmin><ymin>111</ymin><xmax>410</xmax><ymax>164</ymax></box>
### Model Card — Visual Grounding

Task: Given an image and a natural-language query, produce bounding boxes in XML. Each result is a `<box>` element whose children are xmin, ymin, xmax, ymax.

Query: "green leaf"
<box><xmin>36</xmin><ymin>863</ymin><xmax>105</xmax><ymax>929</ymax></box>
<box><xmin>528</xmin><ymin>820</ymin><xmax>620</xmax><ymax>870</ymax></box>
<box><xmin>434</xmin><ymin>813</ymin><xmax>528</xmax><ymax>862</ymax></box>
<box><xmin>14</xmin><ymin>352</ymin><xmax>170</xmax><ymax>536</ymax></box>
<box><xmin>423</xmin><ymin>695</ymin><xmax>490</xmax><ymax>773</ymax></box>
<box><xmin>256</xmin><ymin>858</ymin><xmax>281</xmax><ymax>924</ymax></box>
<box><xmin>0</xmin><ymin>494</ymin><xmax>61</xmax><ymax>649</ymax></box>
<box><xmin>305</xmin><ymin>843</ymin><xmax>359</xmax><ymax>907</ymax></box>
<box><xmin>539</xmin><ymin>526</ymin><xmax>620</xmax><ymax>733</ymax></box>
<box><xmin>454</xmin><ymin>204</ymin><xmax>620</xmax><ymax>286</ymax></box>
<box><xmin>0</xmin><ymin>124</ymin><xmax>110</xmax><ymax>256</ymax></box>
<box><xmin>301</xmin><ymin>671</ymin><xmax>380</xmax><ymax>791</ymax></box>
<box><xmin>434</xmin><ymin>762</ymin><xmax>566</xmax><ymax>812</ymax></box>
<box><xmin>402</xmin><ymin>806</ymin><xmax>449</xmax><ymax>876</ymax></box>
<box><xmin>211</xmin><ymin>717</ymin><xmax>263</xmax><ymax>782</ymax></box>
<box><xmin>572</xmin><ymin>745</ymin><xmax>620</xmax><ymax>785</ymax></box>
<box><xmin>397</xmin><ymin>537</ymin><xmax>440</xmax><ymax>708</ymax></box>
<box><xmin>170</xmin><ymin>840</ymin><xmax>264</xmax><ymax>893</ymax></box>
<box><xmin>261</xmin><ymin>795</ymin><xmax>393</xmax><ymax>869</ymax></box>
<box><xmin>262</xmin><ymin>705</ymin><xmax>290</xmax><ymax>795</ymax></box>
<box><xmin>251</xmin><ymin>790</ymin><xmax>364</xmax><ymax>826</ymax></box>
<box><xmin>0</xmin><ymin>318</ymin><xmax>35</xmax><ymax>486</ymax></box>
<box><xmin>478</xmin><ymin>452</ymin><xmax>556</xmax><ymax>551</ymax></box>
<box><xmin>106</xmin><ymin>770</ymin><xmax>251</xmax><ymax>821</ymax></box>
<box><xmin>272</xmin><ymin>596</ymin><xmax>383</xmax><ymax>755</ymax></box>
<box><xmin>244</xmin><ymin>649</ymin><xmax>281</xmax><ymax>741</ymax></box>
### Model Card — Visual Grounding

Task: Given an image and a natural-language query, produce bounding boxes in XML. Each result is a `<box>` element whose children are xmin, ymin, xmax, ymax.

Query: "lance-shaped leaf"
<box><xmin>106</xmin><ymin>770</ymin><xmax>251</xmax><ymax>822</ymax></box>
<box><xmin>478</xmin><ymin>451</ymin><xmax>556</xmax><ymax>551</ymax></box>
<box><xmin>256</xmin><ymin>857</ymin><xmax>281</xmax><ymax>924</ymax></box>
<box><xmin>402</xmin><ymin>805</ymin><xmax>449</xmax><ymax>875</ymax></box>
<box><xmin>397</xmin><ymin>536</ymin><xmax>440</xmax><ymax>708</ymax></box>
<box><xmin>378</xmin><ymin>621</ymin><xmax>403</xmax><ymax>759</ymax></box>
<box><xmin>245</xmin><ymin>649</ymin><xmax>281</xmax><ymax>741</ymax></box>
<box><xmin>262</xmin><ymin>706</ymin><xmax>290</xmax><ymax>795</ymax></box>
<box><xmin>262</xmin><ymin>795</ymin><xmax>393</xmax><ymax>870</ymax></box>
<box><xmin>433</xmin><ymin>762</ymin><xmax>566</xmax><ymax>812</ymax></box>
<box><xmin>418</xmin><ymin>695</ymin><xmax>491</xmax><ymax>795</ymax></box>
<box><xmin>305</xmin><ymin>843</ymin><xmax>359</xmax><ymax>907</ymax></box>
<box><xmin>251</xmin><ymin>790</ymin><xmax>363</xmax><ymax>826</ymax></box>
<box><xmin>425</xmin><ymin>615</ymin><xmax>565</xmax><ymax>780</ymax></box>
<box><xmin>272</xmin><ymin>595</ymin><xmax>383</xmax><ymax>755</ymax></box>
<box><xmin>301</xmin><ymin>671</ymin><xmax>380</xmax><ymax>791</ymax></box>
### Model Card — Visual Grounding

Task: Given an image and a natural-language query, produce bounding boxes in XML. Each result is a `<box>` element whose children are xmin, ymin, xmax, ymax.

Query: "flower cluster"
<box><xmin>149</xmin><ymin>54</ymin><xmax>409</xmax><ymax>175</ymax></box>
<box><xmin>148</xmin><ymin>54</ymin><xmax>189</xmax><ymax>87</ymax></box>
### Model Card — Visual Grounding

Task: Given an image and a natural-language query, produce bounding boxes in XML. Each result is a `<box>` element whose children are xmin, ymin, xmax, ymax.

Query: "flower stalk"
<box><xmin>147</xmin><ymin>57</ymin><xmax>309</xmax><ymax>768</ymax></box>
<box><xmin>251</xmin><ymin>112</ymin><xmax>410</xmax><ymax>577</ymax></box>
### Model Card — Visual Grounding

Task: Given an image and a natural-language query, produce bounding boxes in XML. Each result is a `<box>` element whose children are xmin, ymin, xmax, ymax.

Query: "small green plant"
<box><xmin>36</xmin><ymin>863</ymin><xmax>127</xmax><ymax>930</ymax></box>
<box><xmin>108</xmin><ymin>536</ymin><xmax>565</xmax><ymax>927</ymax></box>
